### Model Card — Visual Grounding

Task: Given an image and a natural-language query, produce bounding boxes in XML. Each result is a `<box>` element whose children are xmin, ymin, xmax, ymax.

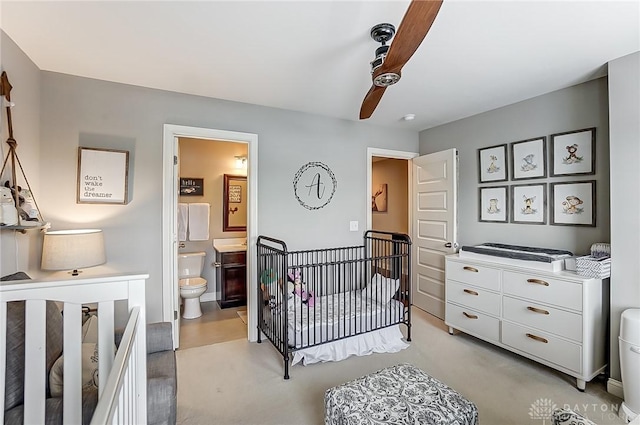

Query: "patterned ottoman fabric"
<box><xmin>552</xmin><ymin>408</ymin><xmax>597</xmax><ymax>425</ymax></box>
<box><xmin>324</xmin><ymin>363</ymin><xmax>478</xmax><ymax>425</ymax></box>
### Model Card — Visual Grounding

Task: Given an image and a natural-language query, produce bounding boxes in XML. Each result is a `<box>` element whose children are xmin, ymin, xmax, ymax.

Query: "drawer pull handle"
<box><xmin>526</xmin><ymin>333</ymin><xmax>548</xmax><ymax>343</ymax></box>
<box><xmin>463</xmin><ymin>312</ymin><xmax>478</xmax><ymax>319</ymax></box>
<box><xmin>527</xmin><ymin>306</ymin><xmax>550</xmax><ymax>315</ymax></box>
<box><xmin>463</xmin><ymin>289</ymin><xmax>479</xmax><ymax>296</ymax></box>
<box><xmin>527</xmin><ymin>278</ymin><xmax>549</xmax><ymax>286</ymax></box>
<box><xmin>463</xmin><ymin>266</ymin><xmax>479</xmax><ymax>273</ymax></box>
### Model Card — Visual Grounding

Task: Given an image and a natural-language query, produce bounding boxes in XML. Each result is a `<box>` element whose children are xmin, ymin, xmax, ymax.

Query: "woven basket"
<box><xmin>576</xmin><ymin>255</ymin><xmax>611</xmax><ymax>279</ymax></box>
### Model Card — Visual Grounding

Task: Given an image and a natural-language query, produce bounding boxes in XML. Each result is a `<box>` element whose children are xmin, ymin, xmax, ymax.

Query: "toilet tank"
<box><xmin>178</xmin><ymin>251</ymin><xmax>206</xmax><ymax>278</ymax></box>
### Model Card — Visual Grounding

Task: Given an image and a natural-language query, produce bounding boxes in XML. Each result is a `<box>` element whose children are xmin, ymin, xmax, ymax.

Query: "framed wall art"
<box><xmin>510</xmin><ymin>137</ymin><xmax>546</xmax><ymax>180</ymax></box>
<box><xmin>372</xmin><ymin>183</ymin><xmax>387</xmax><ymax>212</ymax></box>
<box><xmin>479</xmin><ymin>186</ymin><xmax>508</xmax><ymax>223</ymax></box>
<box><xmin>550</xmin><ymin>127</ymin><xmax>596</xmax><ymax>177</ymax></box>
<box><xmin>77</xmin><ymin>147</ymin><xmax>129</xmax><ymax>204</ymax></box>
<box><xmin>511</xmin><ymin>183</ymin><xmax>546</xmax><ymax>224</ymax></box>
<box><xmin>550</xmin><ymin>180</ymin><xmax>596</xmax><ymax>226</ymax></box>
<box><xmin>478</xmin><ymin>144</ymin><xmax>508</xmax><ymax>183</ymax></box>
<box><xmin>180</xmin><ymin>177</ymin><xmax>204</xmax><ymax>196</ymax></box>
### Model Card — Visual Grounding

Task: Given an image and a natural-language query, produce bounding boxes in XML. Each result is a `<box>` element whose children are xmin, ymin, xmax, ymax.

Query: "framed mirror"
<box><xmin>223</xmin><ymin>174</ymin><xmax>247</xmax><ymax>232</ymax></box>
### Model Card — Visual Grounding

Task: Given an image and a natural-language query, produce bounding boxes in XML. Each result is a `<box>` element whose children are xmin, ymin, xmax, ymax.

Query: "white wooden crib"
<box><xmin>1</xmin><ymin>272</ymin><xmax>148</xmax><ymax>424</ymax></box>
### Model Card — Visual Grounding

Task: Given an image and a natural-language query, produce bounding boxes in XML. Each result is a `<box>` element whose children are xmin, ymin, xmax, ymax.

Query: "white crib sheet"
<box><xmin>286</xmin><ymin>291</ymin><xmax>405</xmax><ymax>348</ymax></box>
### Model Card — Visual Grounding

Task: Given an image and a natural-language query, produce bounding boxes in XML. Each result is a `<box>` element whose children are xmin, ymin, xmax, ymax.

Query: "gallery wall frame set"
<box><xmin>510</xmin><ymin>137</ymin><xmax>547</xmax><ymax>181</ymax></box>
<box><xmin>478</xmin><ymin>144</ymin><xmax>508</xmax><ymax>183</ymax></box>
<box><xmin>550</xmin><ymin>180</ymin><xmax>596</xmax><ymax>227</ymax></box>
<box><xmin>511</xmin><ymin>183</ymin><xmax>547</xmax><ymax>225</ymax></box>
<box><xmin>550</xmin><ymin>127</ymin><xmax>596</xmax><ymax>177</ymax></box>
<box><xmin>479</xmin><ymin>186</ymin><xmax>509</xmax><ymax>223</ymax></box>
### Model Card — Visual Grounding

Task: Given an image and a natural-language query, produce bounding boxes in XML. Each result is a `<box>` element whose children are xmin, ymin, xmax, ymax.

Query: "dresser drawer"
<box><xmin>221</xmin><ymin>251</ymin><xmax>246</xmax><ymax>266</ymax></box>
<box><xmin>503</xmin><ymin>271</ymin><xmax>582</xmax><ymax>311</ymax></box>
<box><xmin>503</xmin><ymin>296</ymin><xmax>582</xmax><ymax>342</ymax></box>
<box><xmin>502</xmin><ymin>321</ymin><xmax>582</xmax><ymax>373</ymax></box>
<box><xmin>446</xmin><ymin>303</ymin><xmax>500</xmax><ymax>343</ymax></box>
<box><xmin>446</xmin><ymin>260</ymin><xmax>501</xmax><ymax>291</ymax></box>
<box><xmin>447</xmin><ymin>280</ymin><xmax>501</xmax><ymax>316</ymax></box>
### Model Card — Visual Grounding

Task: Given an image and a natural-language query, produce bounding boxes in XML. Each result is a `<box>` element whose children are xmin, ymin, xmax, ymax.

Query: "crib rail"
<box><xmin>91</xmin><ymin>306</ymin><xmax>141</xmax><ymax>424</ymax></box>
<box><xmin>1</xmin><ymin>272</ymin><xmax>148</xmax><ymax>425</ymax></box>
<box><xmin>257</xmin><ymin>231</ymin><xmax>411</xmax><ymax>379</ymax></box>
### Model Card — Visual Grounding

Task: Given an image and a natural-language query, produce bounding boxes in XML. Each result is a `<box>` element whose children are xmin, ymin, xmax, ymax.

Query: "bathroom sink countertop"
<box><xmin>213</xmin><ymin>238</ymin><xmax>247</xmax><ymax>253</ymax></box>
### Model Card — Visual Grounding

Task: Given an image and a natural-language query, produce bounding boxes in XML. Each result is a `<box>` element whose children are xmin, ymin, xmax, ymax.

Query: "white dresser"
<box><xmin>445</xmin><ymin>254</ymin><xmax>608</xmax><ymax>390</ymax></box>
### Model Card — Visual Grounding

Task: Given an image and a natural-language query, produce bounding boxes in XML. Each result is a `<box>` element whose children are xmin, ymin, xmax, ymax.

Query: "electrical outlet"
<box><xmin>349</xmin><ymin>221</ymin><xmax>359</xmax><ymax>232</ymax></box>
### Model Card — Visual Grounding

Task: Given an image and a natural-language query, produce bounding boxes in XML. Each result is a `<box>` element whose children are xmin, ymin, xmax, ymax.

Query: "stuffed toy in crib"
<box><xmin>288</xmin><ymin>268</ymin><xmax>314</xmax><ymax>307</ymax></box>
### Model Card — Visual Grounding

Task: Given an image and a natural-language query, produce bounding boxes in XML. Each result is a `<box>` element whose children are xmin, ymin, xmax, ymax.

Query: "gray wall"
<box><xmin>0</xmin><ymin>33</ymin><xmax>42</xmax><ymax>276</ymax></box>
<box><xmin>608</xmin><ymin>51</ymin><xmax>640</xmax><ymax>382</ymax></box>
<box><xmin>419</xmin><ymin>78</ymin><xmax>610</xmax><ymax>255</ymax></box>
<box><xmin>23</xmin><ymin>68</ymin><xmax>417</xmax><ymax>322</ymax></box>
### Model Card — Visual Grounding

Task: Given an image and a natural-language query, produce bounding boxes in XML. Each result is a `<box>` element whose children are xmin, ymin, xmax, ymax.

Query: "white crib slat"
<box><xmin>0</xmin><ymin>301</ymin><xmax>7</xmax><ymax>424</ymax></box>
<box><xmin>24</xmin><ymin>299</ymin><xmax>46</xmax><ymax>425</ymax></box>
<box><xmin>98</xmin><ymin>301</ymin><xmax>115</xmax><ymax>397</ymax></box>
<box><xmin>63</xmin><ymin>302</ymin><xmax>82</xmax><ymax>425</ymax></box>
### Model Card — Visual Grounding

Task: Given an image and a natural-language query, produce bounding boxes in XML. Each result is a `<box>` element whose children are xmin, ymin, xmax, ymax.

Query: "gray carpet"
<box><xmin>176</xmin><ymin>307</ymin><xmax>624</xmax><ymax>425</ymax></box>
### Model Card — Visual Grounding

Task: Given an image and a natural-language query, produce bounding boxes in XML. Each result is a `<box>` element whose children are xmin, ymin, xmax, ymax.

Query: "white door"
<box><xmin>412</xmin><ymin>149</ymin><xmax>458</xmax><ymax>319</ymax></box>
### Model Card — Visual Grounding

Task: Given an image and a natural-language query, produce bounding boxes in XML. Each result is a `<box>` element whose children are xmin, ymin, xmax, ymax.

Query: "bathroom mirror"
<box><xmin>223</xmin><ymin>174</ymin><xmax>247</xmax><ymax>232</ymax></box>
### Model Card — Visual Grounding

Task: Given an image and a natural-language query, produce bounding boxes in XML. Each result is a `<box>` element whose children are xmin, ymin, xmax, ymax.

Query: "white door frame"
<box><xmin>366</xmin><ymin>147</ymin><xmax>419</xmax><ymax>233</ymax></box>
<box><xmin>162</xmin><ymin>124</ymin><xmax>259</xmax><ymax>347</ymax></box>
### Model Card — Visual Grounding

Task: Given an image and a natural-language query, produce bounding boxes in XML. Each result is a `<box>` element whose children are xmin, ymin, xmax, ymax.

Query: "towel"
<box><xmin>188</xmin><ymin>203</ymin><xmax>210</xmax><ymax>241</ymax></box>
<box><xmin>178</xmin><ymin>203</ymin><xmax>189</xmax><ymax>242</ymax></box>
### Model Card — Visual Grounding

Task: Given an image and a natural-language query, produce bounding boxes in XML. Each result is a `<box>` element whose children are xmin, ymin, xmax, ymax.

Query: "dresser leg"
<box><xmin>448</xmin><ymin>326</ymin><xmax>454</xmax><ymax>335</ymax></box>
<box><xmin>576</xmin><ymin>379</ymin><xmax>586</xmax><ymax>391</ymax></box>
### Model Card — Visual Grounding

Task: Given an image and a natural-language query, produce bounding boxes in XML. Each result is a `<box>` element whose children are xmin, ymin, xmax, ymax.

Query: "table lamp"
<box><xmin>41</xmin><ymin>229</ymin><xmax>106</xmax><ymax>276</ymax></box>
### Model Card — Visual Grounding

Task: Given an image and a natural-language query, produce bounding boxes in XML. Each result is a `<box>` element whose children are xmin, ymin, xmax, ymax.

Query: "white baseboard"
<box><xmin>608</xmin><ymin>378</ymin><xmax>624</xmax><ymax>399</ymax></box>
<box><xmin>200</xmin><ymin>293</ymin><xmax>217</xmax><ymax>303</ymax></box>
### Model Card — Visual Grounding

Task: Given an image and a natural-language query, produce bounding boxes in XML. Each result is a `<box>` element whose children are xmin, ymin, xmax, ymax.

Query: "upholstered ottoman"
<box><xmin>324</xmin><ymin>363</ymin><xmax>478</xmax><ymax>425</ymax></box>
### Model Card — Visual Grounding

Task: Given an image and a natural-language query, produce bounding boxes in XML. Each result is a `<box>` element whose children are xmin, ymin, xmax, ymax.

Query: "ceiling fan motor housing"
<box><xmin>369</xmin><ymin>23</ymin><xmax>400</xmax><ymax>86</ymax></box>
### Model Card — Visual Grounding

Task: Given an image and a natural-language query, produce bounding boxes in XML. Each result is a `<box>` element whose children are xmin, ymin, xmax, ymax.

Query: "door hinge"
<box><xmin>174</xmin><ymin>310</ymin><xmax>178</xmax><ymax>320</ymax></box>
<box><xmin>174</xmin><ymin>155</ymin><xmax>178</xmax><ymax>165</ymax></box>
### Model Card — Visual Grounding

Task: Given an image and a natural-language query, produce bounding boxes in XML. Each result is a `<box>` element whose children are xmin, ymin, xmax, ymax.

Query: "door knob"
<box><xmin>444</xmin><ymin>242</ymin><xmax>459</xmax><ymax>249</ymax></box>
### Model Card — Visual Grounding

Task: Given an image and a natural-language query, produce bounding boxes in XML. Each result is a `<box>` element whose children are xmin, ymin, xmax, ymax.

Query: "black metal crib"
<box><xmin>256</xmin><ymin>230</ymin><xmax>412</xmax><ymax>379</ymax></box>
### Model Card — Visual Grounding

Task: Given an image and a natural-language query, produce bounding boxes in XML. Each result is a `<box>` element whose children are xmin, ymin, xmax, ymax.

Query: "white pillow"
<box><xmin>362</xmin><ymin>273</ymin><xmax>400</xmax><ymax>303</ymax></box>
<box><xmin>49</xmin><ymin>316</ymin><xmax>103</xmax><ymax>397</ymax></box>
<box><xmin>49</xmin><ymin>343</ymin><xmax>100</xmax><ymax>397</ymax></box>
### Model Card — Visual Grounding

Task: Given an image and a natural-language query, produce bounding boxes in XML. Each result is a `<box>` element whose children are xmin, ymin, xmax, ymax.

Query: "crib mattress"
<box><xmin>325</xmin><ymin>363</ymin><xmax>478</xmax><ymax>425</ymax></box>
<box><xmin>286</xmin><ymin>291</ymin><xmax>405</xmax><ymax>348</ymax></box>
<box><xmin>459</xmin><ymin>243</ymin><xmax>573</xmax><ymax>271</ymax></box>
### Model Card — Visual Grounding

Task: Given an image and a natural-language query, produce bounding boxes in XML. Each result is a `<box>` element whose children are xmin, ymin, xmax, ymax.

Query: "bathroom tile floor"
<box><xmin>178</xmin><ymin>301</ymin><xmax>247</xmax><ymax>350</ymax></box>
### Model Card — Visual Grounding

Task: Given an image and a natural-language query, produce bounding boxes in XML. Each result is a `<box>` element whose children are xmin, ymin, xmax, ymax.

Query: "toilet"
<box><xmin>178</xmin><ymin>251</ymin><xmax>208</xmax><ymax>319</ymax></box>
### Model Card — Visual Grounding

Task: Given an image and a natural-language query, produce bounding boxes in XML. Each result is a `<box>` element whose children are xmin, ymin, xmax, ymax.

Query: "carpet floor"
<box><xmin>176</xmin><ymin>307</ymin><xmax>624</xmax><ymax>425</ymax></box>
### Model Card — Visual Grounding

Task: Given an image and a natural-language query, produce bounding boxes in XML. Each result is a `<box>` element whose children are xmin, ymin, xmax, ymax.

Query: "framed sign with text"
<box><xmin>293</xmin><ymin>162</ymin><xmax>337</xmax><ymax>210</ymax></box>
<box><xmin>77</xmin><ymin>147</ymin><xmax>129</xmax><ymax>204</ymax></box>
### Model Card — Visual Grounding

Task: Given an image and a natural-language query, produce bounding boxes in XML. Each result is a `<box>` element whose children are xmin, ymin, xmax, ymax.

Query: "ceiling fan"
<box><xmin>360</xmin><ymin>0</ymin><xmax>443</xmax><ymax>120</ymax></box>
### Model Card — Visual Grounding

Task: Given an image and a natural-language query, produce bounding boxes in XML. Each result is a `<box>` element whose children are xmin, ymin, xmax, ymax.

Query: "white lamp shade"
<box><xmin>41</xmin><ymin>229</ymin><xmax>106</xmax><ymax>272</ymax></box>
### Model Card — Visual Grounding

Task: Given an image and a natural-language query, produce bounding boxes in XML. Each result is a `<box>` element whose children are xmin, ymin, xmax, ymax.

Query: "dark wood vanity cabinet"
<box><xmin>216</xmin><ymin>251</ymin><xmax>247</xmax><ymax>308</ymax></box>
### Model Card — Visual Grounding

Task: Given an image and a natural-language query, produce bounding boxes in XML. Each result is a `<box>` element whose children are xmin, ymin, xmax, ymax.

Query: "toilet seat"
<box><xmin>179</xmin><ymin>277</ymin><xmax>207</xmax><ymax>289</ymax></box>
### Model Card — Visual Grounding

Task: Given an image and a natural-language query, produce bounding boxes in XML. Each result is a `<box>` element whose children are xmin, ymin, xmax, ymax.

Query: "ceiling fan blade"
<box><xmin>360</xmin><ymin>85</ymin><xmax>387</xmax><ymax>119</ymax></box>
<box><xmin>379</xmin><ymin>0</ymin><xmax>443</xmax><ymax>76</ymax></box>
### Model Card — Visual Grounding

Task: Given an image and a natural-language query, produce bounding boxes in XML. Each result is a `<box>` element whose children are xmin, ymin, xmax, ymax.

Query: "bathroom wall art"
<box><xmin>478</xmin><ymin>186</ymin><xmax>508</xmax><ymax>223</ymax></box>
<box><xmin>77</xmin><ymin>147</ymin><xmax>129</xmax><ymax>204</ymax></box>
<box><xmin>478</xmin><ymin>144</ymin><xmax>508</xmax><ymax>183</ymax></box>
<box><xmin>550</xmin><ymin>180</ymin><xmax>596</xmax><ymax>226</ymax></box>
<box><xmin>180</xmin><ymin>177</ymin><xmax>204</xmax><ymax>196</ymax></box>
<box><xmin>510</xmin><ymin>137</ymin><xmax>546</xmax><ymax>180</ymax></box>
<box><xmin>511</xmin><ymin>183</ymin><xmax>547</xmax><ymax>224</ymax></box>
<box><xmin>550</xmin><ymin>127</ymin><xmax>596</xmax><ymax>177</ymax></box>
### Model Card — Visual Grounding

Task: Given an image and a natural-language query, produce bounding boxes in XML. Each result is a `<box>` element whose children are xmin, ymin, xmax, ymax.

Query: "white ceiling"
<box><xmin>2</xmin><ymin>1</ymin><xmax>638</xmax><ymax>131</ymax></box>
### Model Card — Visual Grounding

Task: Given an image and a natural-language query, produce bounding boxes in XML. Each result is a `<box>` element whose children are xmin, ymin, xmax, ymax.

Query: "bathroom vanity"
<box><xmin>213</xmin><ymin>240</ymin><xmax>247</xmax><ymax>309</ymax></box>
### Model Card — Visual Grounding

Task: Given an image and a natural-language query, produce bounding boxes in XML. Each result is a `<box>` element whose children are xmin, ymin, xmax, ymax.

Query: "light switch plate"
<box><xmin>349</xmin><ymin>221</ymin><xmax>359</xmax><ymax>232</ymax></box>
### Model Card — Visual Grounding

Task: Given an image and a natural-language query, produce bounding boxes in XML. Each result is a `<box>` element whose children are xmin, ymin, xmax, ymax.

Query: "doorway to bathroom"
<box><xmin>162</xmin><ymin>125</ymin><xmax>259</xmax><ymax>350</ymax></box>
<box><xmin>176</xmin><ymin>137</ymin><xmax>248</xmax><ymax>349</ymax></box>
